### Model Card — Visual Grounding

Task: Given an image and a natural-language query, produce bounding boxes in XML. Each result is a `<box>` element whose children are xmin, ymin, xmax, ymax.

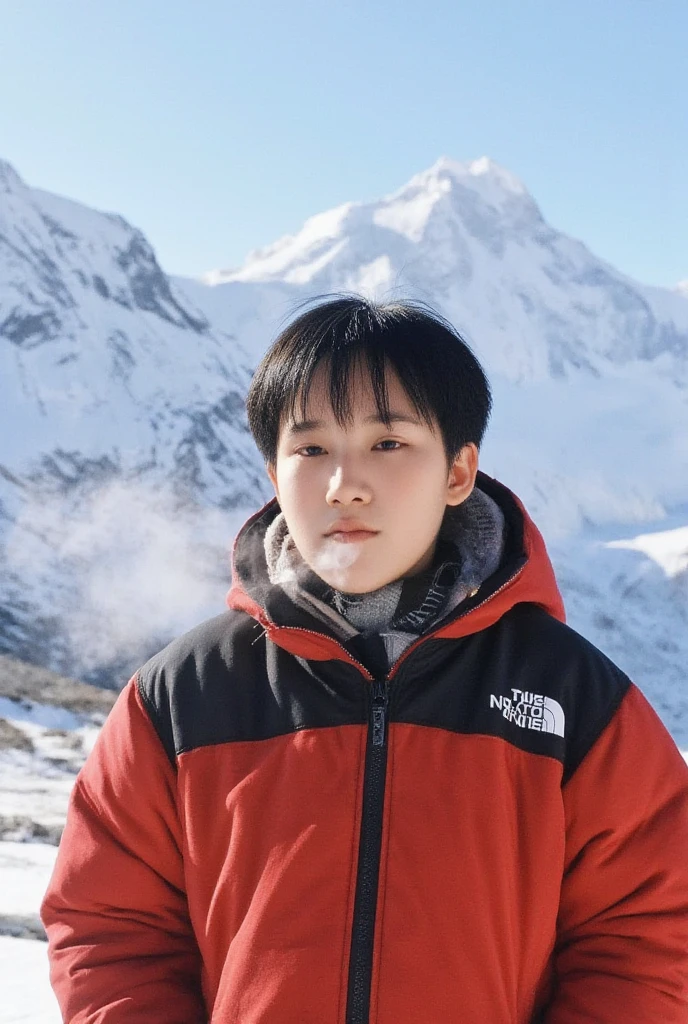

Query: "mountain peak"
<box><xmin>430</xmin><ymin>155</ymin><xmax>528</xmax><ymax>196</ymax></box>
<box><xmin>398</xmin><ymin>155</ymin><xmax>535</xmax><ymax>220</ymax></box>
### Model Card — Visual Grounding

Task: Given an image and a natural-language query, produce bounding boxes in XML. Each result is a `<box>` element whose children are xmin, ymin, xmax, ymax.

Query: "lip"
<box><xmin>327</xmin><ymin>530</ymin><xmax>378</xmax><ymax>543</ymax></box>
<box><xmin>325</xmin><ymin>520</ymin><xmax>379</xmax><ymax>539</ymax></box>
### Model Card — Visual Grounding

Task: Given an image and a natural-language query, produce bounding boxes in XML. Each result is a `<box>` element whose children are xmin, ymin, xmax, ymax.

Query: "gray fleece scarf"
<box><xmin>263</xmin><ymin>485</ymin><xmax>507</xmax><ymax>669</ymax></box>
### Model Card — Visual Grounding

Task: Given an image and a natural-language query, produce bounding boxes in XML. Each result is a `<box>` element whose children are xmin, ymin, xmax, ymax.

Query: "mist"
<box><xmin>4</xmin><ymin>479</ymin><xmax>252</xmax><ymax>685</ymax></box>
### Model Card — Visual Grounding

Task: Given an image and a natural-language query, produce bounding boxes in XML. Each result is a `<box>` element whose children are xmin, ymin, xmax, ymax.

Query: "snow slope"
<box><xmin>0</xmin><ymin>657</ymin><xmax>118</xmax><ymax>1022</ymax></box>
<box><xmin>0</xmin><ymin>158</ymin><xmax>268</xmax><ymax>504</ymax></box>
<box><xmin>0</xmin><ymin>158</ymin><xmax>271</xmax><ymax>678</ymax></box>
<box><xmin>0</xmin><ymin>936</ymin><xmax>61</xmax><ymax>1023</ymax></box>
<box><xmin>0</xmin><ymin>656</ymin><xmax>116</xmax><ymax>1022</ymax></box>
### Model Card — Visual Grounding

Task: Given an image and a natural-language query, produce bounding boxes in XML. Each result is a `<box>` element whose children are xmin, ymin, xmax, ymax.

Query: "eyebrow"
<box><xmin>286</xmin><ymin>412</ymin><xmax>423</xmax><ymax>435</ymax></box>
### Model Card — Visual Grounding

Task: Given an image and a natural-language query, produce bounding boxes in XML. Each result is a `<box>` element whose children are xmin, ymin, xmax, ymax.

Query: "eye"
<box><xmin>296</xmin><ymin>445</ymin><xmax>324</xmax><ymax>457</ymax></box>
<box><xmin>375</xmin><ymin>439</ymin><xmax>404</xmax><ymax>451</ymax></box>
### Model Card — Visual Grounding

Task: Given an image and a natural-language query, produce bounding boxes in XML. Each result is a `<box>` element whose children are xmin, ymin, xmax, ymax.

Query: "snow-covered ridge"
<box><xmin>199</xmin><ymin>155</ymin><xmax>688</xmax><ymax>390</ymax></box>
<box><xmin>0</xmin><ymin>160</ymin><xmax>209</xmax><ymax>344</ymax></box>
<box><xmin>203</xmin><ymin>156</ymin><xmax>542</xmax><ymax>287</ymax></box>
<box><xmin>0</xmin><ymin>158</ymin><xmax>261</xmax><ymax>486</ymax></box>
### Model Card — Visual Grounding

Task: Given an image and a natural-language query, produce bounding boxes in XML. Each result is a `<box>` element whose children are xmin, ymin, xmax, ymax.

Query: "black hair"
<box><xmin>246</xmin><ymin>294</ymin><xmax>492</xmax><ymax>467</ymax></box>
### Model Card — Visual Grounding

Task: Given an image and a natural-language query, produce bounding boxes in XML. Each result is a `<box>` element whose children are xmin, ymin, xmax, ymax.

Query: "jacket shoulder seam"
<box><xmin>563</xmin><ymin>673</ymin><xmax>632</xmax><ymax>784</ymax></box>
<box><xmin>135</xmin><ymin>669</ymin><xmax>178</xmax><ymax>768</ymax></box>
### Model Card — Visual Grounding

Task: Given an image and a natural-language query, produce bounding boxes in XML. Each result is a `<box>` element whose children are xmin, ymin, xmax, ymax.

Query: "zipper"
<box><xmin>263</xmin><ymin>623</ymin><xmax>373</xmax><ymax>680</ymax></box>
<box><xmin>345</xmin><ymin>679</ymin><xmax>389</xmax><ymax>1024</ymax></box>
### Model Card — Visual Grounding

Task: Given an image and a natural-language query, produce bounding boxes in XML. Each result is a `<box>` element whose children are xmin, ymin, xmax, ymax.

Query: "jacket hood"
<box><xmin>226</xmin><ymin>470</ymin><xmax>565</xmax><ymax>677</ymax></box>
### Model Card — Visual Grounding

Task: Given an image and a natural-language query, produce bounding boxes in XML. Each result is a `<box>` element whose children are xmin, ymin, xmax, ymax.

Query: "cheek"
<box><xmin>274</xmin><ymin>459</ymin><xmax>304</xmax><ymax>496</ymax></box>
<box><xmin>277</xmin><ymin>467</ymin><xmax>322</xmax><ymax>520</ymax></box>
<box><xmin>387</xmin><ymin>452</ymin><xmax>447</xmax><ymax>494</ymax></box>
<box><xmin>397</xmin><ymin>468</ymin><xmax>451</xmax><ymax>524</ymax></box>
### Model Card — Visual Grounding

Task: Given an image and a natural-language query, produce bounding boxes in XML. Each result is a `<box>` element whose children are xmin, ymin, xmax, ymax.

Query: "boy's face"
<box><xmin>266</xmin><ymin>360</ymin><xmax>478</xmax><ymax>594</ymax></box>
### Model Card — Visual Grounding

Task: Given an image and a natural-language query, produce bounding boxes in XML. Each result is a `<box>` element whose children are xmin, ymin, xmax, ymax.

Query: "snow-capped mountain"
<box><xmin>0</xmin><ymin>158</ymin><xmax>263</xmax><ymax>503</ymax></box>
<box><xmin>200</xmin><ymin>157</ymin><xmax>688</xmax><ymax>382</ymax></box>
<box><xmin>1</xmin><ymin>155</ymin><xmax>687</xmax><ymax>744</ymax></box>
<box><xmin>0</xmin><ymin>159</ymin><xmax>272</xmax><ymax>677</ymax></box>
<box><xmin>181</xmin><ymin>156</ymin><xmax>688</xmax><ymax>540</ymax></box>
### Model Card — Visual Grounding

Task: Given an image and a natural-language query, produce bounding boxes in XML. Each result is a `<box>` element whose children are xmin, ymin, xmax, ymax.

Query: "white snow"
<box><xmin>0</xmin><ymin>157</ymin><xmax>258</xmax><ymax>475</ymax></box>
<box><xmin>0</xmin><ymin>696</ymin><xmax>82</xmax><ymax>732</ymax></box>
<box><xmin>606</xmin><ymin>526</ymin><xmax>688</xmax><ymax>578</ymax></box>
<box><xmin>0</xmin><ymin>842</ymin><xmax>56</xmax><ymax>919</ymax></box>
<box><xmin>0</xmin><ymin>937</ymin><xmax>61</xmax><ymax>1023</ymax></box>
<box><xmin>0</xmin><ymin>697</ymin><xmax>102</xmax><ymax>836</ymax></box>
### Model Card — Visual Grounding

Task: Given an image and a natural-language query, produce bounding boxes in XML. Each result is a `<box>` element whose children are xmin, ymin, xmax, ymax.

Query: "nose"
<box><xmin>325</xmin><ymin>463</ymin><xmax>372</xmax><ymax>506</ymax></box>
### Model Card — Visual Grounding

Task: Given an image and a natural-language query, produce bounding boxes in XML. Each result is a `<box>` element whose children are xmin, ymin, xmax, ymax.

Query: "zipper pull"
<box><xmin>371</xmin><ymin>680</ymin><xmax>388</xmax><ymax>747</ymax></box>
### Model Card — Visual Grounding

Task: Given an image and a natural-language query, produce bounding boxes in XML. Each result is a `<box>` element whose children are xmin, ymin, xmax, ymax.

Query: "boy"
<box><xmin>42</xmin><ymin>296</ymin><xmax>688</xmax><ymax>1022</ymax></box>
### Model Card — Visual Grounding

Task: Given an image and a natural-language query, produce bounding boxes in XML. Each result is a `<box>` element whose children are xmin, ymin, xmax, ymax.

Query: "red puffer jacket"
<box><xmin>41</xmin><ymin>472</ymin><xmax>688</xmax><ymax>1023</ymax></box>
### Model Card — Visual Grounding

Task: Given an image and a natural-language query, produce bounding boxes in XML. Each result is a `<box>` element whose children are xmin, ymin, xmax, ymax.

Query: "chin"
<box><xmin>323</xmin><ymin>572</ymin><xmax>392</xmax><ymax>595</ymax></box>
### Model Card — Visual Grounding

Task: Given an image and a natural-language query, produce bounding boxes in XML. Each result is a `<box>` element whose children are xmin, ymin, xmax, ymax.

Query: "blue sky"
<box><xmin>1</xmin><ymin>0</ymin><xmax>686</xmax><ymax>286</ymax></box>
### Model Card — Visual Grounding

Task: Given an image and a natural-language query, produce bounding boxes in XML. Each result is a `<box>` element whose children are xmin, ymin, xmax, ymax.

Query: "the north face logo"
<box><xmin>489</xmin><ymin>689</ymin><xmax>565</xmax><ymax>737</ymax></box>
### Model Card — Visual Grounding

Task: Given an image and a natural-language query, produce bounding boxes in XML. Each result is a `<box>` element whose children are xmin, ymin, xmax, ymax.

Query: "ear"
<box><xmin>445</xmin><ymin>443</ymin><xmax>479</xmax><ymax>507</ymax></box>
<box><xmin>266</xmin><ymin>463</ymin><xmax>279</xmax><ymax>499</ymax></box>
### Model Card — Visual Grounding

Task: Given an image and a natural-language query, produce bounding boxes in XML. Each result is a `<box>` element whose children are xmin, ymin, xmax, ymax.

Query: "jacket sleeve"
<box><xmin>544</xmin><ymin>683</ymin><xmax>688</xmax><ymax>1023</ymax></box>
<box><xmin>40</xmin><ymin>676</ymin><xmax>207</xmax><ymax>1024</ymax></box>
